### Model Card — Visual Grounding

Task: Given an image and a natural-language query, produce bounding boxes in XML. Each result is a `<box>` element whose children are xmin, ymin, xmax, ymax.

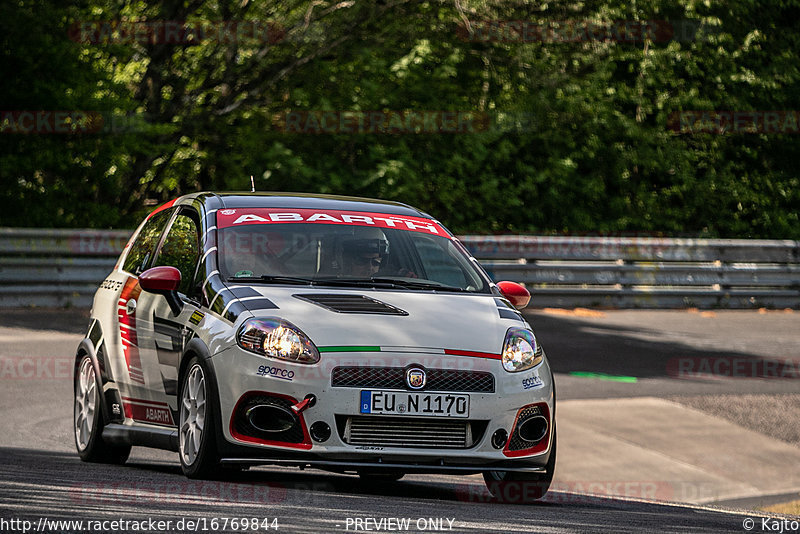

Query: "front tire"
<box><xmin>73</xmin><ymin>355</ymin><xmax>130</xmax><ymax>464</ymax></box>
<box><xmin>179</xmin><ymin>357</ymin><xmax>220</xmax><ymax>478</ymax></box>
<box><xmin>483</xmin><ymin>423</ymin><xmax>557</xmax><ymax>503</ymax></box>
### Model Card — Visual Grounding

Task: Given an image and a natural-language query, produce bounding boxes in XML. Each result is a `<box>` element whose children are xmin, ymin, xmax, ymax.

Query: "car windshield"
<box><xmin>216</xmin><ymin>208</ymin><xmax>490</xmax><ymax>293</ymax></box>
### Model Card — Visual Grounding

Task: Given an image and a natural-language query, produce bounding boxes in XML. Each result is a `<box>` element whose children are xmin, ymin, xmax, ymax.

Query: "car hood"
<box><xmin>235</xmin><ymin>286</ymin><xmax>521</xmax><ymax>354</ymax></box>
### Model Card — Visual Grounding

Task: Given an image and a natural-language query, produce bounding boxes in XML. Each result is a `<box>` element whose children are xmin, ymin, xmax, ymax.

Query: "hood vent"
<box><xmin>294</xmin><ymin>294</ymin><xmax>408</xmax><ymax>315</ymax></box>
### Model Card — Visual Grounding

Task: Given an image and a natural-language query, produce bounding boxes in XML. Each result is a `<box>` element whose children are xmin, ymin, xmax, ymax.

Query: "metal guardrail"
<box><xmin>1</xmin><ymin>229</ymin><xmax>798</xmax><ymax>308</ymax></box>
<box><xmin>460</xmin><ymin>236</ymin><xmax>800</xmax><ymax>308</ymax></box>
<box><xmin>0</xmin><ymin>229</ymin><xmax>129</xmax><ymax>307</ymax></box>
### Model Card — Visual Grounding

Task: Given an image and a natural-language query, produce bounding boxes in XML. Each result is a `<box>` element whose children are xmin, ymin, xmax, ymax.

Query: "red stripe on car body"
<box><xmin>444</xmin><ymin>349</ymin><xmax>502</xmax><ymax>360</ymax></box>
<box><xmin>117</xmin><ymin>277</ymin><xmax>144</xmax><ymax>384</ymax></box>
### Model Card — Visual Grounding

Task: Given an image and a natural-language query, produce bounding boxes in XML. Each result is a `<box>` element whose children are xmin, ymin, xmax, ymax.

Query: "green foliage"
<box><xmin>1</xmin><ymin>0</ymin><xmax>798</xmax><ymax>237</ymax></box>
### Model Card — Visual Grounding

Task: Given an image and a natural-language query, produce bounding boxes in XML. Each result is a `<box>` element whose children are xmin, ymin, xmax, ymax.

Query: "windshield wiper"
<box><xmin>227</xmin><ymin>275</ymin><xmax>316</xmax><ymax>285</ymax></box>
<box><xmin>316</xmin><ymin>277</ymin><xmax>466</xmax><ymax>292</ymax></box>
<box><xmin>311</xmin><ymin>277</ymin><xmax>400</xmax><ymax>289</ymax></box>
<box><xmin>370</xmin><ymin>277</ymin><xmax>467</xmax><ymax>292</ymax></box>
<box><xmin>233</xmin><ymin>276</ymin><xmax>398</xmax><ymax>289</ymax></box>
<box><xmin>227</xmin><ymin>275</ymin><xmax>466</xmax><ymax>292</ymax></box>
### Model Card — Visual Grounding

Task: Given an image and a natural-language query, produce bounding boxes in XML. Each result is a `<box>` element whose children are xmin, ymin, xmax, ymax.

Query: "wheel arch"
<box><xmin>179</xmin><ymin>336</ymin><xmax>230</xmax><ymax>467</ymax></box>
<box><xmin>74</xmin><ymin>338</ymin><xmax>103</xmax><ymax>392</ymax></box>
<box><xmin>74</xmin><ymin>337</ymin><xmax>118</xmax><ymax>428</ymax></box>
<box><xmin>179</xmin><ymin>337</ymin><xmax>215</xmax><ymax>389</ymax></box>
<box><xmin>179</xmin><ymin>337</ymin><xmax>225</xmax><ymax>444</ymax></box>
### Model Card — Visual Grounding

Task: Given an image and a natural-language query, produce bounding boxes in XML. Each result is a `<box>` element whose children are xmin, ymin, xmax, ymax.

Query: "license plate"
<box><xmin>359</xmin><ymin>391</ymin><xmax>469</xmax><ymax>418</ymax></box>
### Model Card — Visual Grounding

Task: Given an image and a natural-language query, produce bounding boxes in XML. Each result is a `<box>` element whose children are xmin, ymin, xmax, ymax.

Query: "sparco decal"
<box><xmin>216</xmin><ymin>208</ymin><xmax>447</xmax><ymax>236</ymax></box>
<box><xmin>117</xmin><ymin>277</ymin><xmax>145</xmax><ymax>384</ymax></box>
<box><xmin>522</xmin><ymin>375</ymin><xmax>544</xmax><ymax>390</ymax></box>
<box><xmin>256</xmin><ymin>365</ymin><xmax>294</xmax><ymax>381</ymax></box>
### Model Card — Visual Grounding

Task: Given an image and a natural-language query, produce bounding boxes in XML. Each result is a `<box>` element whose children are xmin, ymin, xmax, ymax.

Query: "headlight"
<box><xmin>501</xmin><ymin>327</ymin><xmax>543</xmax><ymax>373</ymax></box>
<box><xmin>237</xmin><ymin>318</ymin><xmax>320</xmax><ymax>364</ymax></box>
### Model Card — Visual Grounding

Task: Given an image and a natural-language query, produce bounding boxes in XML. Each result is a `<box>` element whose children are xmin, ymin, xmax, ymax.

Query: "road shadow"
<box><xmin>526</xmin><ymin>311</ymin><xmax>799</xmax><ymax>381</ymax></box>
<box><xmin>0</xmin><ymin>445</ymin><xmax>764</xmax><ymax>534</ymax></box>
<box><xmin>0</xmin><ymin>446</ymin><xmax>621</xmax><ymax>511</ymax></box>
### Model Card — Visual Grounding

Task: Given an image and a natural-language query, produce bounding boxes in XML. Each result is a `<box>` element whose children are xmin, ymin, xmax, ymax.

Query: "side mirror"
<box><xmin>139</xmin><ymin>266</ymin><xmax>183</xmax><ymax>315</ymax></box>
<box><xmin>497</xmin><ymin>281</ymin><xmax>530</xmax><ymax>310</ymax></box>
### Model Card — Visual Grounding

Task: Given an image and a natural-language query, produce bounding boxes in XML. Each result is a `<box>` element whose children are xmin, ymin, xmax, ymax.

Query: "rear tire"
<box><xmin>483</xmin><ymin>423</ymin><xmax>556</xmax><ymax>503</ymax></box>
<box><xmin>73</xmin><ymin>355</ymin><xmax>130</xmax><ymax>464</ymax></box>
<box><xmin>179</xmin><ymin>357</ymin><xmax>220</xmax><ymax>479</ymax></box>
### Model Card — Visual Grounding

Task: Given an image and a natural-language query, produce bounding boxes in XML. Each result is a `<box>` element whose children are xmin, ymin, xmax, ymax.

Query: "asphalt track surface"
<box><xmin>0</xmin><ymin>309</ymin><xmax>796</xmax><ymax>533</ymax></box>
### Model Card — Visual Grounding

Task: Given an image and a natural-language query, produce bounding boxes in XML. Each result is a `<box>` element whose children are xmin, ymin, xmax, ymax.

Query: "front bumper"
<box><xmin>210</xmin><ymin>346</ymin><xmax>555</xmax><ymax>469</ymax></box>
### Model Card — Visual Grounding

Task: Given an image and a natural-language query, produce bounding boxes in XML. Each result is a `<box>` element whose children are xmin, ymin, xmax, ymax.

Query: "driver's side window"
<box><xmin>122</xmin><ymin>209</ymin><xmax>173</xmax><ymax>275</ymax></box>
<box><xmin>152</xmin><ymin>211</ymin><xmax>201</xmax><ymax>295</ymax></box>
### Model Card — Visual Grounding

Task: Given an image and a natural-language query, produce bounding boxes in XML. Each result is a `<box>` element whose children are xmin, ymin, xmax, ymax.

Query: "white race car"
<box><xmin>73</xmin><ymin>193</ymin><xmax>555</xmax><ymax>501</ymax></box>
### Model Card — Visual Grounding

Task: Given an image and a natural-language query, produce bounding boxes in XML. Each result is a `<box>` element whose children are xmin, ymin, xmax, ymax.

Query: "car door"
<box><xmin>131</xmin><ymin>207</ymin><xmax>203</xmax><ymax>427</ymax></box>
<box><xmin>105</xmin><ymin>207</ymin><xmax>175</xmax><ymax>424</ymax></box>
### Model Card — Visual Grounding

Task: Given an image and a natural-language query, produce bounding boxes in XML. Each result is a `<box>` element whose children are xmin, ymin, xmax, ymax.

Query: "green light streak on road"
<box><xmin>569</xmin><ymin>372</ymin><xmax>638</xmax><ymax>383</ymax></box>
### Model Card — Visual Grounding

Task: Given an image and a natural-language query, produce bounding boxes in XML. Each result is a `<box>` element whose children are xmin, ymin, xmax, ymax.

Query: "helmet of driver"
<box><xmin>341</xmin><ymin>227</ymin><xmax>390</xmax><ymax>257</ymax></box>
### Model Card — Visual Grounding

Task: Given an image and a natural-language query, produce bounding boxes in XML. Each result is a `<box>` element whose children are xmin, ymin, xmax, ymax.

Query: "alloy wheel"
<box><xmin>179</xmin><ymin>364</ymin><xmax>207</xmax><ymax>466</ymax></box>
<box><xmin>74</xmin><ymin>358</ymin><xmax>97</xmax><ymax>451</ymax></box>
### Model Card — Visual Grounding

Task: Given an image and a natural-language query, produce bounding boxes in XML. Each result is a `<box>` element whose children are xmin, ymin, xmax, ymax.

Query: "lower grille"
<box><xmin>342</xmin><ymin>416</ymin><xmax>486</xmax><ymax>449</ymax></box>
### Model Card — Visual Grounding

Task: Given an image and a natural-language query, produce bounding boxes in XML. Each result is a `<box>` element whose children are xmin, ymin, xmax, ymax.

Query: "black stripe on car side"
<box><xmin>203</xmin><ymin>274</ymin><xmax>219</xmax><ymax>302</ymax></box>
<box><xmin>210</xmin><ymin>287</ymin><xmax>272</xmax><ymax>323</ymax></box>
<box><xmin>228</xmin><ymin>287</ymin><xmax>261</xmax><ymax>299</ymax></box>
<box><xmin>202</xmin><ymin>277</ymin><xmax>252</xmax><ymax>325</ymax></box>
<box><xmin>495</xmin><ymin>297</ymin><xmax>516</xmax><ymax>310</ymax></box>
<box><xmin>153</xmin><ymin>317</ymin><xmax>184</xmax><ymax>369</ymax></box>
<box><xmin>195</xmin><ymin>271</ymin><xmax>233</xmax><ymax>324</ymax></box>
<box><xmin>201</xmin><ymin>226</ymin><xmax>216</xmax><ymax>248</ymax></box>
<box><xmin>96</xmin><ymin>340</ymin><xmax>112</xmax><ymax>382</ymax></box>
<box><xmin>201</xmin><ymin>242</ymin><xmax>218</xmax><ymax>281</ymax></box>
<box><xmin>222</xmin><ymin>298</ymin><xmax>279</xmax><ymax>323</ymax></box>
<box><xmin>224</xmin><ymin>300</ymin><xmax>250</xmax><ymax>323</ymax></box>
<box><xmin>211</xmin><ymin>292</ymin><xmax>227</xmax><ymax>316</ymax></box>
<box><xmin>88</xmin><ymin>319</ymin><xmax>102</xmax><ymax>346</ymax></box>
<box><xmin>205</xmin><ymin>275</ymin><xmax>227</xmax><ymax>315</ymax></box>
<box><xmin>498</xmin><ymin>308</ymin><xmax>525</xmax><ymax>322</ymax></box>
<box><xmin>87</xmin><ymin>319</ymin><xmax>113</xmax><ymax>382</ymax></box>
<box><xmin>203</xmin><ymin>209</ymin><xmax>217</xmax><ymax>233</ymax></box>
<box><xmin>240</xmin><ymin>298</ymin><xmax>279</xmax><ymax>311</ymax></box>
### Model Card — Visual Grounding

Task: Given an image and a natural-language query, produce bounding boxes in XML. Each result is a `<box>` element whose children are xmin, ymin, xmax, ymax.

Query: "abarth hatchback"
<box><xmin>73</xmin><ymin>192</ymin><xmax>555</xmax><ymax>501</ymax></box>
